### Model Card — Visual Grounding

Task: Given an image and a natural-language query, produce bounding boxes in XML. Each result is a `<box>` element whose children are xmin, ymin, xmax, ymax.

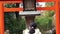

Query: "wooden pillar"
<box><xmin>0</xmin><ymin>2</ymin><xmax>4</xmax><ymax>34</ymax></box>
<box><xmin>55</xmin><ymin>0</ymin><xmax>59</xmax><ymax>34</ymax></box>
<box><xmin>58</xmin><ymin>3</ymin><xmax>60</xmax><ymax>34</ymax></box>
<box><xmin>25</xmin><ymin>16</ymin><xmax>35</xmax><ymax>28</ymax></box>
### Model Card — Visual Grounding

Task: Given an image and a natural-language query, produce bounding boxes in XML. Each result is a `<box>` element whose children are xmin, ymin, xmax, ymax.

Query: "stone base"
<box><xmin>19</xmin><ymin>11</ymin><xmax>41</xmax><ymax>16</ymax></box>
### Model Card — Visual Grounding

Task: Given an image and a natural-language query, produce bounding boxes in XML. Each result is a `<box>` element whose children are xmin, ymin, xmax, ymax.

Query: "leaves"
<box><xmin>35</xmin><ymin>11</ymin><xmax>54</xmax><ymax>34</ymax></box>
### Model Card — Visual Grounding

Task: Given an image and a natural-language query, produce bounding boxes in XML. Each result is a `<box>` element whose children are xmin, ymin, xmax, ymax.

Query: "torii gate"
<box><xmin>0</xmin><ymin>0</ymin><xmax>60</xmax><ymax>34</ymax></box>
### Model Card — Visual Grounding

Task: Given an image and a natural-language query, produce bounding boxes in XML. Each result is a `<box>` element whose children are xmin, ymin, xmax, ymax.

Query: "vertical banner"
<box><xmin>0</xmin><ymin>2</ymin><xmax>4</xmax><ymax>34</ymax></box>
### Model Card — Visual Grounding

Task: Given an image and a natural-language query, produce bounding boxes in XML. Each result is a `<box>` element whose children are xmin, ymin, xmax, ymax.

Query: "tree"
<box><xmin>35</xmin><ymin>11</ymin><xmax>55</xmax><ymax>34</ymax></box>
<box><xmin>4</xmin><ymin>3</ymin><xmax>26</xmax><ymax>34</ymax></box>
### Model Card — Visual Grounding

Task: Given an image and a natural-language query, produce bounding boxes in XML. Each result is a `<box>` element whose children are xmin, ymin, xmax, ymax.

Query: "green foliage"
<box><xmin>46</xmin><ymin>2</ymin><xmax>54</xmax><ymax>7</ymax></box>
<box><xmin>35</xmin><ymin>11</ymin><xmax>54</xmax><ymax>34</ymax></box>
<box><xmin>4</xmin><ymin>3</ymin><xmax>26</xmax><ymax>34</ymax></box>
<box><xmin>4</xmin><ymin>13</ymin><xmax>26</xmax><ymax>34</ymax></box>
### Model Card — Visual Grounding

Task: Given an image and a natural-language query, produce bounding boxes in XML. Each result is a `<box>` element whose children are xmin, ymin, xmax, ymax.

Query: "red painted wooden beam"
<box><xmin>4</xmin><ymin>7</ymin><xmax>55</xmax><ymax>12</ymax></box>
<box><xmin>36</xmin><ymin>0</ymin><xmax>55</xmax><ymax>2</ymax></box>
<box><xmin>4</xmin><ymin>8</ymin><xmax>23</xmax><ymax>12</ymax></box>
<box><xmin>36</xmin><ymin>7</ymin><xmax>55</xmax><ymax>10</ymax></box>
<box><xmin>0</xmin><ymin>0</ymin><xmax>22</xmax><ymax>1</ymax></box>
<box><xmin>3</xmin><ymin>1</ymin><xmax>22</xmax><ymax>4</ymax></box>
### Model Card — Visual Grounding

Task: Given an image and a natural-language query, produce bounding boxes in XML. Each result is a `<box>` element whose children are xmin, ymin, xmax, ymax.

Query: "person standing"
<box><xmin>23</xmin><ymin>22</ymin><xmax>42</xmax><ymax>34</ymax></box>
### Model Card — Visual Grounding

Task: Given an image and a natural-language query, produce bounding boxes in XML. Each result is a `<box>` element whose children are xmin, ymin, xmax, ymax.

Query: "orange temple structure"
<box><xmin>0</xmin><ymin>0</ymin><xmax>60</xmax><ymax>34</ymax></box>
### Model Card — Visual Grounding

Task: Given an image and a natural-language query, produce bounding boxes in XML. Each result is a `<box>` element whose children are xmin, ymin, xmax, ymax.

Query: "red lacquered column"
<box><xmin>55</xmin><ymin>0</ymin><xmax>60</xmax><ymax>34</ymax></box>
<box><xmin>0</xmin><ymin>2</ymin><xmax>4</xmax><ymax>34</ymax></box>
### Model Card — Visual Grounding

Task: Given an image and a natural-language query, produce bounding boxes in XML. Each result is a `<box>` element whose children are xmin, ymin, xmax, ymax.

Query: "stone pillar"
<box><xmin>25</xmin><ymin>16</ymin><xmax>35</xmax><ymax>28</ymax></box>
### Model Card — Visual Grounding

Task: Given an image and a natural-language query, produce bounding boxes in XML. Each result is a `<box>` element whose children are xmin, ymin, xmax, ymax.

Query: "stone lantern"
<box><xmin>19</xmin><ymin>0</ymin><xmax>41</xmax><ymax>28</ymax></box>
